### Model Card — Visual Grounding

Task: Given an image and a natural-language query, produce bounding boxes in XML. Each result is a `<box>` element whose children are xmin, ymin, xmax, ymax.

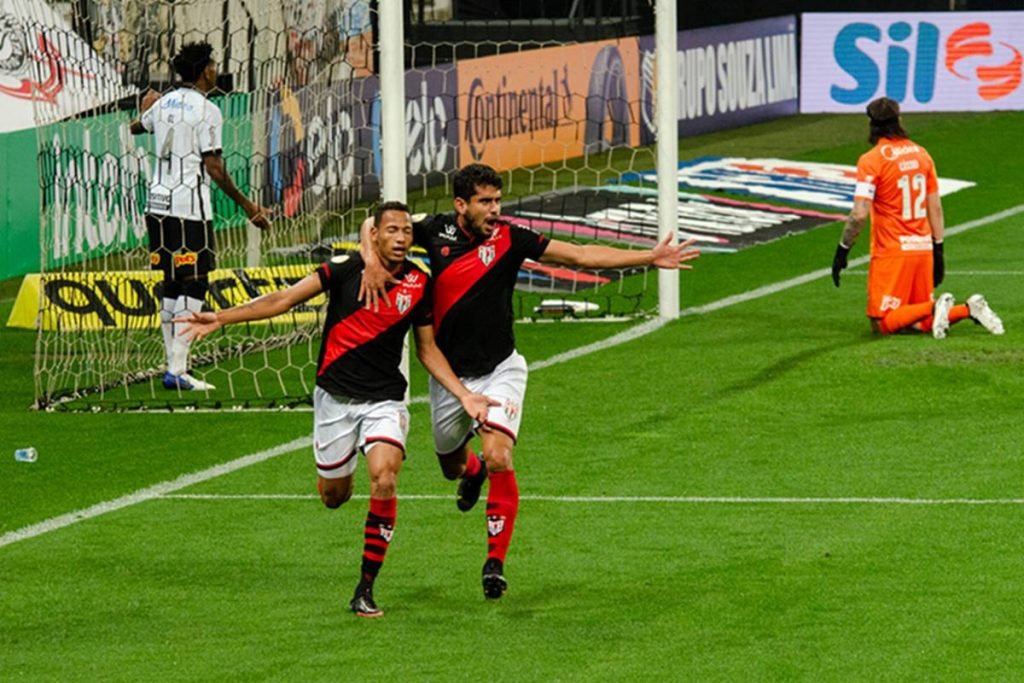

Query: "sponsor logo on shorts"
<box><xmin>173</xmin><ymin>251</ymin><xmax>198</xmax><ymax>267</ymax></box>
<box><xmin>150</xmin><ymin>252</ymin><xmax>161</xmax><ymax>266</ymax></box>
<box><xmin>395</xmin><ymin>292</ymin><xmax>412</xmax><ymax>314</ymax></box>
<box><xmin>478</xmin><ymin>244</ymin><xmax>495</xmax><ymax>266</ymax></box>
<box><xmin>881</xmin><ymin>295</ymin><xmax>902</xmax><ymax>311</ymax></box>
<box><xmin>504</xmin><ymin>400</ymin><xmax>520</xmax><ymax>421</ymax></box>
<box><xmin>487</xmin><ymin>514</ymin><xmax>505</xmax><ymax>536</ymax></box>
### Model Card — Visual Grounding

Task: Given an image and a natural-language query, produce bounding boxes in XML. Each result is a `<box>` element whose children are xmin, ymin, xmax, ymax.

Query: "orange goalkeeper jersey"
<box><xmin>854</xmin><ymin>137</ymin><xmax>940</xmax><ymax>259</ymax></box>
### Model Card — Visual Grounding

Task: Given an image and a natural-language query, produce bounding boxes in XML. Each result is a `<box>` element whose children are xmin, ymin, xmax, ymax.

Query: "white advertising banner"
<box><xmin>0</xmin><ymin>0</ymin><xmax>133</xmax><ymax>133</ymax></box>
<box><xmin>801</xmin><ymin>12</ymin><xmax>1024</xmax><ymax>112</ymax></box>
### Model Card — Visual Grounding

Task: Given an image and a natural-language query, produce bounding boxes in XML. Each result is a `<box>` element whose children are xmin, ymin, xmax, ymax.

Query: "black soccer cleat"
<box><xmin>349</xmin><ymin>585</ymin><xmax>383</xmax><ymax>618</ymax></box>
<box><xmin>456</xmin><ymin>455</ymin><xmax>487</xmax><ymax>512</ymax></box>
<box><xmin>482</xmin><ymin>558</ymin><xmax>508</xmax><ymax>600</ymax></box>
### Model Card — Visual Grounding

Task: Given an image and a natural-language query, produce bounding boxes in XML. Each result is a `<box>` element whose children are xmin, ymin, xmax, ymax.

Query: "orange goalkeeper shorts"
<box><xmin>866</xmin><ymin>253</ymin><xmax>934</xmax><ymax>319</ymax></box>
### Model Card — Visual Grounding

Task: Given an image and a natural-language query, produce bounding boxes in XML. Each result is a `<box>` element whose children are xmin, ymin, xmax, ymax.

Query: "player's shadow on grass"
<box><xmin>711</xmin><ymin>338</ymin><xmax>869</xmax><ymax>400</ymax></box>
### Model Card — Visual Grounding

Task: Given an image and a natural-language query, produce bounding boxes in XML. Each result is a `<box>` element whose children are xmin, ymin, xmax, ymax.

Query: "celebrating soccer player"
<box><xmin>359</xmin><ymin>163</ymin><xmax>700</xmax><ymax>600</ymax></box>
<box><xmin>177</xmin><ymin>202</ymin><xmax>497</xmax><ymax>617</ymax></box>
<box><xmin>130</xmin><ymin>41</ymin><xmax>272</xmax><ymax>391</ymax></box>
<box><xmin>830</xmin><ymin>97</ymin><xmax>1004</xmax><ymax>338</ymax></box>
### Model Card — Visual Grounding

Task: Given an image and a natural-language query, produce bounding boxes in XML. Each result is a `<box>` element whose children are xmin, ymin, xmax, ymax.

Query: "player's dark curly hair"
<box><xmin>172</xmin><ymin>42</ymin><xmax>214</xmax><ymax>83</ymax></box>
<box><xmin>866</xmin><ymin>97</ymin><xmax>908</xmax><ymax>144</ymax></box>
<box><xmin>373</xmin><ymin>200</ymin><xmax>410</xmax><ymax>226</ymax></box>
<box><xmin>453</xmin><ymin>163</ymin><xmax>502</xmax><ymax>201</ymax></box>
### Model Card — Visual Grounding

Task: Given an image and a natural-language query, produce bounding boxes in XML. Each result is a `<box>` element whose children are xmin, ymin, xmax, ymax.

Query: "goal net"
<box><xmin>25</xmin><ymin>0</ymin><xmax>670</xmax><ymax>412</ymax></box>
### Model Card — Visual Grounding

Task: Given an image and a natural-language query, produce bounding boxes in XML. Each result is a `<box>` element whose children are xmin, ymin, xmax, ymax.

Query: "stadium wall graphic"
<box><xmin>801</xmin><ymin>12</ymin><xmax>1024</xmax><ymax>113</ymax></box>
<box><xmin>625</xmin><ymin>157</ymin><xmax>976</xmax><ymax>210</ymax></box>
<box><xmin>638</xmin><ymin>16</ymin><xmax>799</xmax><ymax>142</ymax></box>
<box><xmin>6</xmin><ymin>265</ymin><xmax>323</xmax><ymax>331</ymax></box>
<box><xmin>507</xmin><ymin>186</ymin><xmax>845</xmax><ymax>253</ymax></box>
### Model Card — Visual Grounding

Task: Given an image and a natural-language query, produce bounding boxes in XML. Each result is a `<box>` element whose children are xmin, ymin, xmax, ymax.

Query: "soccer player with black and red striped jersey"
<box><xmin>178</xmin><ymin>202</ymin><xmax>497</xmax><ymax>618</ymax></box>
<box><xmin>360</xmin><ymin>164</ymin><xmax>701</xmax><ymax>600</ymax></box>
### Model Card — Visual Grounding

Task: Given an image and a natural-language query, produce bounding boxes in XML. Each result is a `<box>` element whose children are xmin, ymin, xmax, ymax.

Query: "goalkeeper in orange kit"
<box><xmin>830</xmin><ymin>97</ymin><xmax>1004</xmax><ymax>339</ymax></box>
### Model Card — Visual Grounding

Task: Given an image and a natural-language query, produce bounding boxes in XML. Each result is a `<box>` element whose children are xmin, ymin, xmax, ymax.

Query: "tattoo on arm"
<box><xmin>841</xmin><ymin>214</ymin><xmax>866</xmax><ymax>248</ymax></box>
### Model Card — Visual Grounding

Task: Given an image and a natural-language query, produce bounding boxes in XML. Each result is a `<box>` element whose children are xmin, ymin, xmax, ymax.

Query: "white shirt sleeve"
<box><xmin>139</xmin><ymin>98</ymin><xmax>157</xmax><ymax>132</ymax></box>
<box><xmin>199</xmin><ymin>102</ymin><xmax>223</xmax><ymax>155</ymax></box>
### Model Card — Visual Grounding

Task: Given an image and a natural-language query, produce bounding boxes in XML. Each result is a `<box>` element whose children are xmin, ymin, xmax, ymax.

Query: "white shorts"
<box><xmin>428</xmin><ymin>350</ymin><xmax>528</xmax><ymax>455</ymax></box>
<box><xmin>312</xmin><ymin>386</ymin><xmax>409</xmax><ymax>479</ymax></box>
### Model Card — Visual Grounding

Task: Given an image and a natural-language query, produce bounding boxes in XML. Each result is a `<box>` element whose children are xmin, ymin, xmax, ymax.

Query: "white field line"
<box><xmin>0</xmin><ymin>437</ymin><xmax>311</xmax><ymax>549</ymax></box>
<box><xmin>162</xmin><ymin>493</ymin><xmax>1024</xmax><ymax>505</ymax></box>
<box><xmin>5</xmin><ymin>203</ymin><xmax>1022</xmax><ymax>549</ymax></box>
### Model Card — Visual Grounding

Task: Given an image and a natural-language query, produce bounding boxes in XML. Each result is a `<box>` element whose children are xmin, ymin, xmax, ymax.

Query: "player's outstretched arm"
<box><xmin>357</xmin><ymin>216</ymin><xmax>399</xmax><ymax>311</ymax></box>
<box><xmin>413</xmin><ymin>324</ymin><xmax>499</xmax><ymax>423</ymax></box>
<box><xmin>203</xmin><ymin>154</ymin><xmax>272</xmax><ymax>230</ymax></box>
<box><xmin>539</xmin><ymin>234</ymin><xmax>700</xmax><ymax>270</ymax></box>
<box><xmin>175</xmin><ymin>273</ymin><xmax>323</xmax><ymax>341</ymax></box>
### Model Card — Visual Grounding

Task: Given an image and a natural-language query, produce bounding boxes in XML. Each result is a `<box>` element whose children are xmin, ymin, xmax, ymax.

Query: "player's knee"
<box><xmin>482</xmin><ymin>447</ymin><xmax>513</xmax><ymax>473</ymax></box>
<box><xmin>318</xmin><ymin>479</ymin><xmax>352</xmax><ymax>509</ymax></box>
<box><xmin>370</xmin><ymin>468</ymin><xmax>399</xmax><ymax>499</ymax></box>
<box><xmin>436</xmin><ymin>453</ymin><xmax>464</xmax><ymax>480</ymax></box>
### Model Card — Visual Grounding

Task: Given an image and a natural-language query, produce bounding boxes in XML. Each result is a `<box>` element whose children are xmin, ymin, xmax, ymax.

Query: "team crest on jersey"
<box><xmin>487</xmin><ymin>514</ymin><xmax>506</xmax><ymax>536</ymax></box>
<box><xmin>478</xmin><ymin>244</ymin><xmax>495</xmax><ymax>266</ymax></box>
<box><xmin>395</xmin><ymin>292</ymin><xmax>412</xmax><ymax>314</ymax></box>
<box><xmin>379</xmin><ymin>523</ymin><xmax>394</xmax><ymax>543</ymax></box>
<box><xmin>504</xmin><ymin>400</ymin><xmax>520</xmax><ymax>421</ymax></box>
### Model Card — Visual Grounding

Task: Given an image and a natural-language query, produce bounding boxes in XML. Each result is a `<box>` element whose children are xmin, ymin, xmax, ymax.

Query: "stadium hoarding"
<box><xmin>800</xmin><ymin>12</ymin><xmax>1024</xmax><ymax>113</ymax></box>
<box><xmin>6</xmin><ymin>264</ymin><xmax>323</xmax><ymax>331</ymax></box>
<box><xmin>455</xmin><ymin>39</ymin><xmax>642</xmax><ymax>171</ymax></box>
<box><xmin>638</xmin><ymin>16</ymin><xmax>799</xmax><ymax>143</ymax></box>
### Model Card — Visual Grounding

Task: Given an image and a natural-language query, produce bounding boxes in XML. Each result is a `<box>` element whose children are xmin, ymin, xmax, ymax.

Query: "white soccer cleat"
<box><xmin>967</xmin><ymin>294</ymin><xmax>1005</xmax><ymax>335</ymax></box>
<box><xmin>932</xmin><ymin>292</ymin><xmax>955</xmax><ymax>339</ymax></box>
<box><xmin>163</xmin><ymin>372</ymin><xmax>216</xmax><ymax>391</ymax></box>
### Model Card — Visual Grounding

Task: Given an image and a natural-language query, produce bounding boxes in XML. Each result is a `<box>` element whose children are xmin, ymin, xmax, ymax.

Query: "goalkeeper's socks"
<box><xmin>880</xmin><ymin>301</ymin><xmax>934</xmax><ymax>334</ymax></box>
<box><xmin>485</xmin><ymin>470</ymin><xmax>519</xmax><ymax>563</ymax></box>
<box><xmin>361</xmin><ymin>496</ymin><xmax>397</xmax><ymax>584</ymax></box>
<box><xmin>948</xmin><ymin>304</ymin><xmax>970</xmax><ymax>325</ymax></box>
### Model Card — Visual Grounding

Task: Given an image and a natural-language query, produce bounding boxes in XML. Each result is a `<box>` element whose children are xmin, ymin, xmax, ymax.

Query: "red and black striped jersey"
<box><xmin>315</xmin><ymin>254</ymin><xmax>432</xmax><ymax>401</ymax></box>
<box><xmin>413</xmin><ymin>213</ymin><xmax>549</xmax><ymax>377</ymax></box>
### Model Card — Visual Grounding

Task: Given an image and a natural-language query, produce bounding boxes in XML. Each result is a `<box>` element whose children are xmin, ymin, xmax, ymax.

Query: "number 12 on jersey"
<box><xmin>897</xmin><ymin>173</ymin><xmax>926</xmax><ymax>220</ymax></box>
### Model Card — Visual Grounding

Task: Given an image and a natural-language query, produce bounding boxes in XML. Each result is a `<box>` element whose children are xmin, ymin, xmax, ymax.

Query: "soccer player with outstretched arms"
<box><xmin>359</xmin><ymin>163</ymin><xmax>701</xmax><ymax>600</ymax></box>
<box><xmin>178</xmin><ymin>202</ymin><xmax>497</xmax><ymax>617</ymax></box>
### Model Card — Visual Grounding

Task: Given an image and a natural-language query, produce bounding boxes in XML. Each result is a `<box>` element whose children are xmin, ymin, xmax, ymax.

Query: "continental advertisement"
<box><xmin>6</xmin><ymin>264</ymin><xmax>324</xmax><ymax>332</ymax></box>
<box><xmin>456</xmin><ymin>39</ymin><xmax>641</xmax><ymax>171</ymax></box>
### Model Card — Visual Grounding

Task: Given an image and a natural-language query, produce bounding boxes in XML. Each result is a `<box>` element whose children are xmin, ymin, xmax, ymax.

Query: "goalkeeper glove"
<box><xmin>831</xmin><ymin>243</ymin><xmax>851</xmax><ymax>288</ymax></box>
<box><xmin>933</xmin><ymin>240</ymin><xmax>945</xmax><ymax>286</ymax></box>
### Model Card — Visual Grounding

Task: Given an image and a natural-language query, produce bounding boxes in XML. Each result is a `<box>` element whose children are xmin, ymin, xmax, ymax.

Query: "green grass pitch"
<box><xmin>1</xmin><ymin>111</ymin><xmax>1023</xmax><ymax>680</ymax></box>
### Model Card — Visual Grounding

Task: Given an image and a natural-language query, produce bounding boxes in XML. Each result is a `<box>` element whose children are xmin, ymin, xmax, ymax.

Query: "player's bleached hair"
<box><xmin>173</xmin><ymin>42</ymin><xmax>215</xmax><ymax>84</ymax></box>
<box><xmin>373</xmin><ymin>200</ymin><xmax>410</xmax><ymax>226</ymax></box>
<box><xmin>867</xmin><ymin>97</ymin><xmax>908</xmax><ymax>144</ymax></box>
<box><xmin>453</xmin><ymin>163</ymin><xmax>502</xmax><ymax>201</ymax></box>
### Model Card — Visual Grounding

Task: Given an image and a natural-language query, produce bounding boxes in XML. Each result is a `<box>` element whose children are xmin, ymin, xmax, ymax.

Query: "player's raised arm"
<box><xmin>128</xmin><ymin>89</ymin><xmax>160</xmax><ymax>135</ymax></box>
<box><xmin>413</xmin><ymin>324</ymin><xmax>499</xmax><ymax>423</ymax></box>
<box><xmin>175</xmin><ymin>272</ymin><xmax>323</xmax><ymax>341</ymax></box>
<box><xmin>539</xmin><ymin>233</ymin><xmax>700</xmax><ymax>270</ymax></box>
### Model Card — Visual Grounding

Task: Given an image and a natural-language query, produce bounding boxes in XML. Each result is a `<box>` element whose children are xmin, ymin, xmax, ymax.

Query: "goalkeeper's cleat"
<box><xmin>162</xmin><ymin>372</ymin><xmax>216</xmax><ymax>391</ymax></box>
<box><xmin>349</xmin><ymin>585</ymin><xmax>383</xmax><ymax>618</ymax></box>
<box><xmin>967</xmin><ymin>294</ymin><xmax>1004</xmax><ymax>335</ymax></box>
<box><xmin>931</xmin><ymin>293</ymin><xmax>955</xmax><ymax>339</ymax></box>
<box><xmin>482</xmin><ymin>557</ymin><xmax>508</xmax><ymax>600</ymax></box>
<box><xmin>456</xmin><ymin>455</ymin><xmax>487</xmax><ymax>512</ymax></box>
